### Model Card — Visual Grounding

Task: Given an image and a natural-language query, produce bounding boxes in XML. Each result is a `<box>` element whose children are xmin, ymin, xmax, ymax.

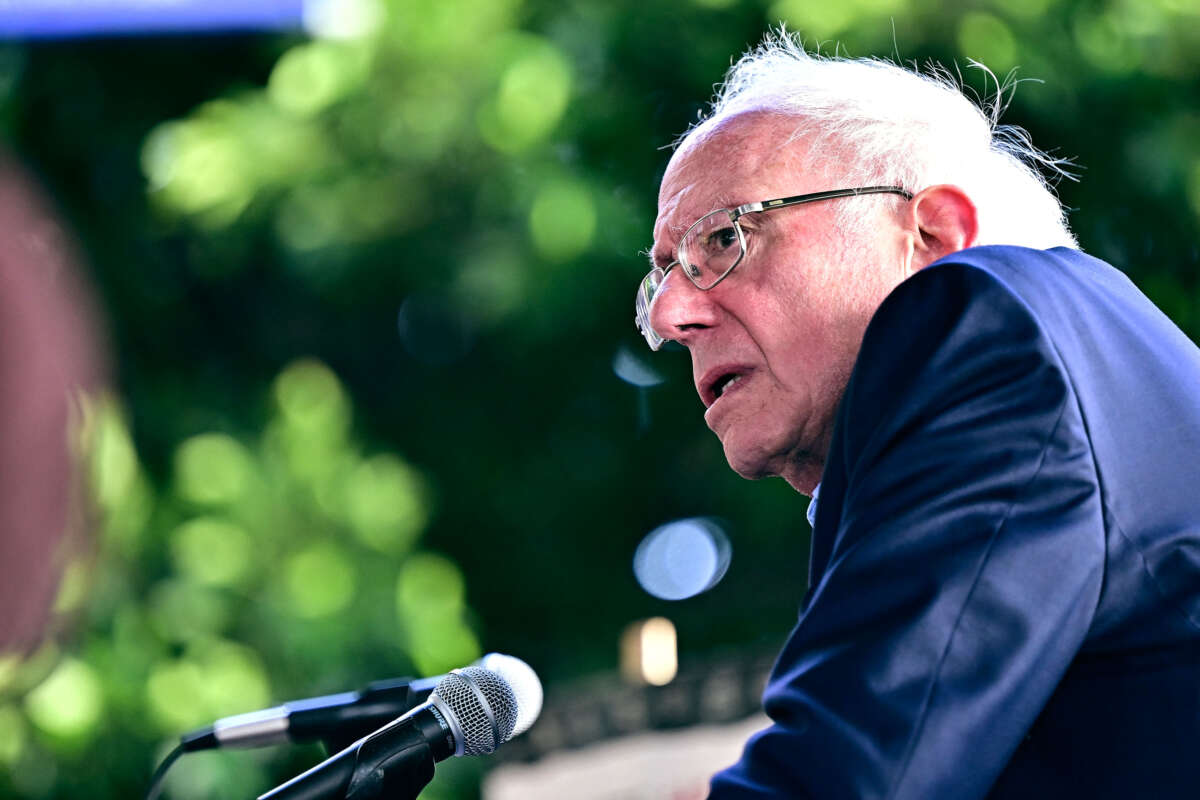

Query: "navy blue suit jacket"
<box><xmin>709</xmin><ymin>246</ymin><xmax>1200</xmax><ymax>798</ymax></box>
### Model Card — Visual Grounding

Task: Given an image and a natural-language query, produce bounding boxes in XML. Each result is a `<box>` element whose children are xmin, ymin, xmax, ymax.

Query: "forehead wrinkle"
<box><xmin>662</xmin><ymin>190</ymin><xmax>745</xmax><ymax>236</ymax></box>
<box><xmin>653</xmin><ymin>113</ymin><xmax>800</xmax><ymax>267</ymax></box>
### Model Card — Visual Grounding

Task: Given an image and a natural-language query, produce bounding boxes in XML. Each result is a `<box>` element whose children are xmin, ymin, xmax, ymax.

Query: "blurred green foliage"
<box><xmin>1</xmin><ymin>0</ymin><xmax>1198</xmax><ymax>797</ymax></box>
<box><xmin>2</xmin><ymin>361</ymin><xmax>477</xmax><ymax>798</ymax></box>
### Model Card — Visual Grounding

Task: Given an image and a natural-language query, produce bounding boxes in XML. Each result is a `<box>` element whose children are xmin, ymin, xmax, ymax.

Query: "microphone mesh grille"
<box><xmin>479</xmin><ymin>653</ymin><xmax>543</xmax><ymax>736</ymax></box>
<box><xmin>434</xmin><ymin>666</ymin><xmax>518</xmax><ymax>755</ymax></box>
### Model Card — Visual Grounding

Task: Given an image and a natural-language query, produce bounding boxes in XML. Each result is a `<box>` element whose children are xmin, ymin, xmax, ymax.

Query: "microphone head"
<box><xmin>431</xmin><ymin>666</ymin><xmax>518</xmax><ymax>756</ymax></box>
<box><xmin>478</xmin><ymin>653</ymin><xmax>543</xmax><ymax>736</ymax></box>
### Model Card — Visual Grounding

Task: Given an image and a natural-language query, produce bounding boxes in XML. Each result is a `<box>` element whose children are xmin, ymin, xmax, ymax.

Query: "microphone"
<box><xmin>257</xmin><ymin>664</ymin><xmax>533</xmax><ymax>800</ymax></box>
<box><xmin>180</xmin><ymin>652</ymin><xmax>542</xmax><ymax>753</ymax></box>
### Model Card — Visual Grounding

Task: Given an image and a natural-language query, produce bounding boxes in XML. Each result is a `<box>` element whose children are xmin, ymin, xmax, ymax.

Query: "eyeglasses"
<box><xmin>634</xmin><ymin>185</ymin><xmax>913</xmax><ymax>350</ymax></box>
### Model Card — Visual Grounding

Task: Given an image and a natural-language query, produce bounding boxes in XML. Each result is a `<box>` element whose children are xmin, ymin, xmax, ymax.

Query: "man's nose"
<box><xmin>648</xmin><ymin>269</ymin><xmax>719</xmax><ymax>346</ymax></box>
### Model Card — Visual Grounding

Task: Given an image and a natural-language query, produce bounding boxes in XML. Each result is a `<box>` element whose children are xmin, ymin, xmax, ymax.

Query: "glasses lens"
<box><xmin>635</xmin><ymin>269</ymin><xmax>665</xmax><ymax>350</ymax></box>
<box><xmin>679</xmin><ymin>210</ymin><xmax>743</xmax><ymax>289</ymax></box>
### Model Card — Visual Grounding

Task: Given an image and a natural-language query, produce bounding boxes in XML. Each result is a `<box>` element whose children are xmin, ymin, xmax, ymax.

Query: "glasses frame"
<box><xmin>635</xmin><ymin>185</ymin><xmax>913</xmax><ymax>350</ymax></box>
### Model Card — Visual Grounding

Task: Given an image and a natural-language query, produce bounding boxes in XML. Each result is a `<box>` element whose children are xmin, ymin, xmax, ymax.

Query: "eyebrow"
<box><xmin>645</xmin><ymin>244</ymin><xmax>673</xmax><ymax>269</ymax></box>
<box><xmin>646</xmin><ymin>221</ymin><xmax>684</xmax><ymax>269</ymax></box>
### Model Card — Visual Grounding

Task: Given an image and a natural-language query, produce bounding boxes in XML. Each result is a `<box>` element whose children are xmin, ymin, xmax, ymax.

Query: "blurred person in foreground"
<box><xmin>0</xmin><ymin>152</ymin><xmax>105</xmax><ymax>654</ymax></box>
<box><xmin>635</xmin><ymin>32</ymin><xmax>1200</xmax><ymax>799</ymax></box>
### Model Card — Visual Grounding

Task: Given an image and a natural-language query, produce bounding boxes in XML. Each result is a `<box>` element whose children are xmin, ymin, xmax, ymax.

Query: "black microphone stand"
<box><xmin>258</xmin><ymin>709</ymin><xmax>447</xmax><ymax>800</ymax></box>
<box><xmin>345</xmin><ymin>743</ymin><xmax>434</xmax><ymax>800</ymax></box>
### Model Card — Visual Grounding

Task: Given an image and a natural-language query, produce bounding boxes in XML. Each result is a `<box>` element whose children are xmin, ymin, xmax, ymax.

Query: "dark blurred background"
<box><xmin>0</xmin><ymin>0</ymin><xmax>1197</xmax><ymax>797</ymax></box>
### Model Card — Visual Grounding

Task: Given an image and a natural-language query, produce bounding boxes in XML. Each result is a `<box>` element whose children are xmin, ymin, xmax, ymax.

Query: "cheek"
<box><xmin>753</xmin><ymin>301</ymin><xmax>860</xmax><ymax>436</ymax></box>
<box><xmin>760</xmin><ymin>302</ymin><xmax>841</xmax><ymax>381</ymax></box>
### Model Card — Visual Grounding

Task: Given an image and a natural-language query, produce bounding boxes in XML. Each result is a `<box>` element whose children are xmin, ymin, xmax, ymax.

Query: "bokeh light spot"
<box><xmin>1073</xmin><ymin>12</ymin><xmax>1141</xmax><ymax>73</ymax></box>
<box><xmin>193</xmin><ymin>640</ymin><xmax>272</xmax><ymax>719</ymax></box>
<box><xmin>1109</xmin><ymin>0</ymin><xmax>1167</xmax><ymax>38</ymax></box>
<box><xmin>174</xmin><ymin>433</ymin><xmax>254</xmax><ymax>505</ymax></box>
<box><xmin>303</xmin><ymin>0</ymin><xmax>384</xmax><ymax>39</ymax></box>
<box><xmin>396</xmin><ymin>553</ymin><xmax>479</xmax><ymax>675</ymax></box>
<box><xmin>771</xmin><ymin>0</ymin><xmax>907</xmax><ymax>39</ymax></box>
<box><xmin>770</xmin><ymin>0</ymin><xmax>858</xmax><ymax>37</ymax></box>
<box><xmin>146</xmin><ymin>660</ymin><xmax>207</xmax><ymax>732</ymax></box>
<box><xmin>285</xmin><ymin>543</ymin><xmax>356</xmax><ymax>617</ymax></box>
<box><xmin>147</xmin><ymin>641</ymin><xmax>272</xmax><ymax>735</ymax></box>
<box><xmin>406</xmin><ymin>623</ymin><xmax>481</xmax><ymax>678</ymax></box>
<box><xmin>141</xmin><ymin>113</ymin><xmax>254</xmax><ymax>227</ymax></box>
<box><xmin>613</xmin><ymin>345</ymin><xmax>665</xmax><ymax>388</ymax></box>
<box><xmin>345</xmin><ymin>455</ymin><xmax>428</xmax><ymax>553</ymax></box>
<box><xmin>381</xmin><ymin>74</ymin><xmax>465</xmax><ymax>164</ymax></box>
<box><xmin>634</xmin><ymin>518</ymin><xmax>732</xmax><ymax>600</ymax></box>
<box><xmin>0</xmin><ymin>704</ymin><xmax>25</xmax><ymax>765</ymax></box>
<box><xmin>275</xmin><ymin>184</ymin><xmax>344</xmax><ymax>252</ymax></box>
<box><xmin>529</xmin><ymin>177</ymin><xmax>596</xmax><ymax>262</ymax></box>
<box><xmin>274</xmin><ymin>359</ymin><xmax>351</xmax><ymax>435</ymax></box>
<box><xmin>52</xmin><ymin>559</ymin><xmax>90</xmax><ymax>614</ymax></box>
<box><xmin>997</xmin><ymin>0</ymin><xmax>1051</xmax><ymax>19</ymax></box>
<box><xmin>620</xmin><ymin>617</ymin><xmax>678</xmax><ymax>686</ymax></box>
<box><xmin>274</xmin><ymin>172</ymin><xmax>417</xmax><ymax>255</ymax></box>
<box><xmin>396</xmin><ymin>552</ymin><xmax>465</xmax><ymax>621</ymax></box>
<box><xmin>148</xmin><ymin>580</ymin><xmax>233</xmax><ymax>640</ymax></box>
<box><xmin>268</xmin><ymin>41</ymin><xmax>371</xmax><ymax>118</ymax></box>
<box><xmin>87</xmin><ymin>397</ymin><xmax>139</xmax><ymax>510</ymax></box>
<box><xmin>397</xmin><ymin>292</ymin><xmax>475</xmax><ymax>365</ymax></box>
<box><xmin>957</xmin><ymin>13</ymin><xmax>1018</xmax><ymax>74</ymax></box>
<box><xmin>81</xmin><ymin>395</ymin><xmax>154</xmax><ymax>550</ymax></box>
<box><xmin>24</xmin><ymin>659</ymin><xmax>103</xmax><ymax>740</ymax></box>
<box><xmin>477</xmin><ymin>35</ymin><xmax>572</xmax><ymax>153</ymax></box>
<box><xmin>384</xmin><ymin>0</ymin><xmax>520</xmax><ymax>56</ymax></box>
<box><xmin>170</xmin><ymin>517</ymin><xmax>254</xmax><ymax>586</ymax></box>
<box><xmin>1159</xmin><ymin>0</ymin><xmax>1200</xmax><ymax>14</ymax></box>
<box><xmin>452</xmin><ymin>239</ymin><xmax>527</xmax><ymax>325</ymax></box>
<box><xmin>0</xmin><ymin>656</ymin><xmax>19</xmax><ymax>692</ymax></box>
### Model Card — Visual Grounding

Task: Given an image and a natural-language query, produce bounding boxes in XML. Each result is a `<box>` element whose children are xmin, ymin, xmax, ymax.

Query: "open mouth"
<box><xmin>700</xmin><ymin>365</ymin><xmax>752</xmax><ymax>408</ymax></box>
<box><xmin>712</xmin><ymin>372</ymin><xmax>743</xmax><ymax>399</ymax></box>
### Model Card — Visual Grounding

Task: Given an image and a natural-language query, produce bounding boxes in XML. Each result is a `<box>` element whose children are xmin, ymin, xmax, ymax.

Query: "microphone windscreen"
<box><xmin>478</xmin><ymin>653</ymin><xmax>543</xmax><ymax>736</ymax></box>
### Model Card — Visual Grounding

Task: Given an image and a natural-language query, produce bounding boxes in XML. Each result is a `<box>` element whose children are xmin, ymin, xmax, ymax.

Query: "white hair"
<box><xmin>681</xmin><ymin>31</ymin><xmax>1078</xmax><ymax>249</ymax></box>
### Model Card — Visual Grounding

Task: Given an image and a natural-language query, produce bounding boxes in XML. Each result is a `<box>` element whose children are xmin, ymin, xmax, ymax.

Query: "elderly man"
<box><xmin>636</xmin><ymin>36</ymin><xmax>1200</xmax><ymax>799</ymax></box>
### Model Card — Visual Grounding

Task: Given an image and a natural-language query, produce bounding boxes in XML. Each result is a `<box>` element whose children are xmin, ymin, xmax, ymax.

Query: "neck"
<box><xmin>781</xmin><ymin>459</ymin><xmax>822</xmax><ymax>497</ymax></box>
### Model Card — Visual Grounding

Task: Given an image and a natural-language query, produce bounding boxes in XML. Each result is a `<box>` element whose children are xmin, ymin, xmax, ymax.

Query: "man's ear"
<box><xmin>906</xmin><ymin>184</ymin><xmax>978</xmax><ymax>269</ymax></box>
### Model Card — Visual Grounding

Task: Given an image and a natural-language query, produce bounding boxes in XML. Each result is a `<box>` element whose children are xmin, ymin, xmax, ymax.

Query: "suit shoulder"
<box><xmin>920</xmin><ymin>245</ymin><xmax>1132</xmax><ymax>303</ymax></box>
<box><xmin>882</xmin><ymin>246</ymin><xmax>1136</xmax><ymax>345</ymax></box>
<box><xmin>927</xmin><ymin>244</ymin><xmax>1092</xmax><ymax>277</ymax></box>
<box><xmin>848</xmin><ymin>248</ymin><xmax>1071</xmax><ymax>456</ymax></box>
<box><xmin>870</xmin><ymin>249</ymin><xmax>1048</xmax><ymax>347</ymax></box>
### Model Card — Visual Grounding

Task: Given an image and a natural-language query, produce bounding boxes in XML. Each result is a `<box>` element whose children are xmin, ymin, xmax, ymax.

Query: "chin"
<box><xmin>719</xmin><ymin>422</ymin><xmax>823</xmax><ymax>488</ymax></box>
<box><xmin>720</xmin><ymin>437</ymin><xmax>781</xmax><ymax>481</ymax></box>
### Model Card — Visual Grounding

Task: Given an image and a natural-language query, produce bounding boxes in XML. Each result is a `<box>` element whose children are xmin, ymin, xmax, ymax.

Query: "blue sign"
<box><xmin>0</xmin><ymin>0</ymin><xmax>306</xmax><ymax>39</ymax></box>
